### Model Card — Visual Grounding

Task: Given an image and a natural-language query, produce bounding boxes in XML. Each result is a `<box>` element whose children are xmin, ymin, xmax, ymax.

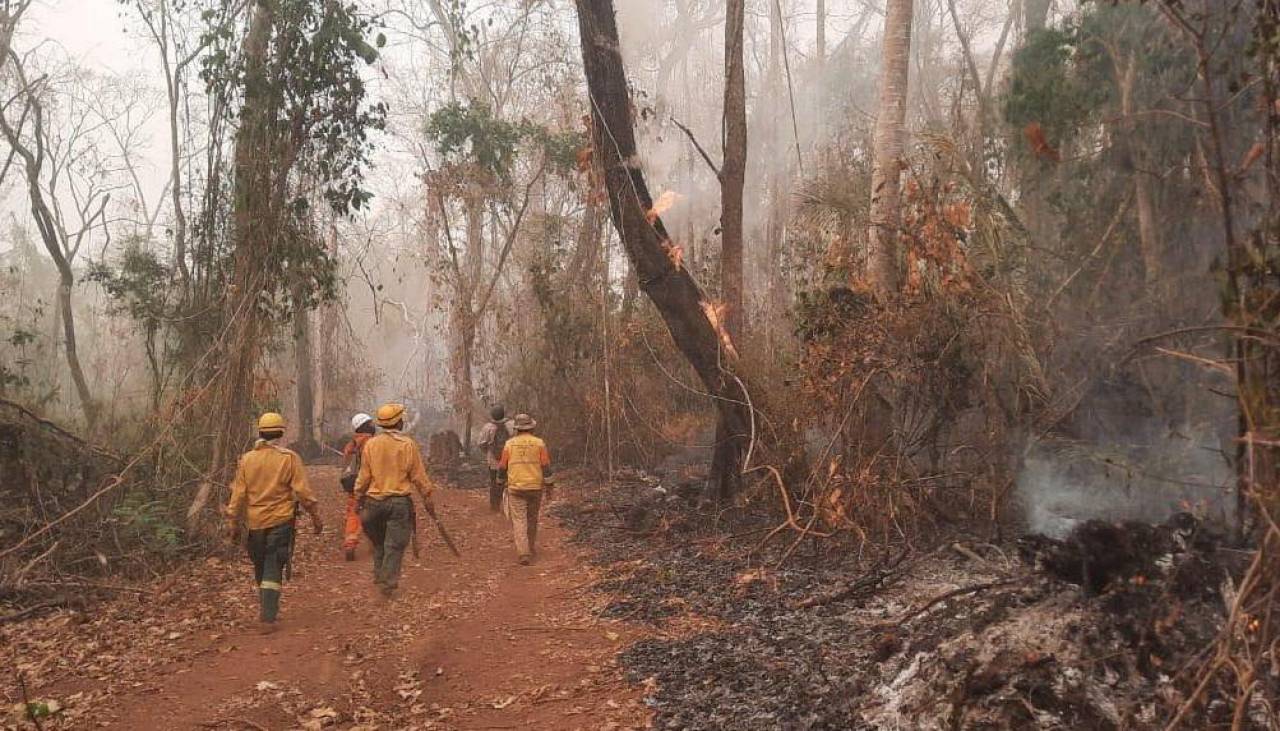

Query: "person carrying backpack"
<box><xmin>477</xmin><ymin>405</ymin><xmax>515</xmax><ymax>512</ymax></box>
<box><xmin>339</xmin><ymin>412</ymin><xmax>375</xmax><ymax>561</ymax></box>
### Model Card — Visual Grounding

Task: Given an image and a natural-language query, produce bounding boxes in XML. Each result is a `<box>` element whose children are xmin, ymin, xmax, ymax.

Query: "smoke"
<box><xmin>1018</xmin><ymin>425</ymin><xmax>1236</xmax><ymax>539</ymax></box>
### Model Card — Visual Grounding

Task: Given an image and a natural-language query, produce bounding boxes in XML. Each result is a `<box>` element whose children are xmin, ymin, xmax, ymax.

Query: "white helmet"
<box><xmin>351</xmin><ymin>413</ymin><xmax>374</xmax><ymax>430</ymax></box>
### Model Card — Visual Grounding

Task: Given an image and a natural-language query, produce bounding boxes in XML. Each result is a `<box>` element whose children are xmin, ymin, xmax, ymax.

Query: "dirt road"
<box><xmin>4</xmin><ymin>466</ymin><xmax>647</xmax><ymax>730</ymax></box>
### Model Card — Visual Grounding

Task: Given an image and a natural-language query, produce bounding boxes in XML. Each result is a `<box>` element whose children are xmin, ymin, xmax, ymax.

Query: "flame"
<box><xmin>665</xmin><ymin>242</ymin><xmax>684</xmax><ymax>270</ymax></box>
<box><xmin>646</xmin><ymin>190</ymin><xmax>682</xmax><ymax>224</ymax></box>
<box><xmin>700</xmin><ymin>299</ymin><xmax>739</xmax><ymax>359</ymax></box>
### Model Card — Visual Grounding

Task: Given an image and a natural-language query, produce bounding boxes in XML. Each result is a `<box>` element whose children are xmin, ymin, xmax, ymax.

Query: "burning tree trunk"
<box><xmin>866</xmin><ymin>0</ymin><xmax>913</xmax><ymax>298</ymax></box>
<box><xmin>575</xmin><ymin>0</ymin><xmax>757</xmax><ymax>498</ymax></box>
<box><xmin>721</xmin><ymin>0</ymin><xmax>748</xmax><ymax>341</ymax></box>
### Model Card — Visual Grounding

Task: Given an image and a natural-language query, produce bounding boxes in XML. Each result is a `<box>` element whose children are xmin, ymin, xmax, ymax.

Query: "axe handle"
<box><xmin>424</xmin><ymin>503</ymin><xmax>461</xmax><ymax>557</ymax></box>
<box><xmin>410</xmin><ymin>509</ymin><xmax>420</xmax><ymax>558</ymax></box>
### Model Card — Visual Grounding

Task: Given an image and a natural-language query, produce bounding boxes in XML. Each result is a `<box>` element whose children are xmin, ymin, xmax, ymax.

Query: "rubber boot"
<box><xmin>260</xmin><ymin>586</ymin><xmax>281</xmax><ymax>628</ymax></box>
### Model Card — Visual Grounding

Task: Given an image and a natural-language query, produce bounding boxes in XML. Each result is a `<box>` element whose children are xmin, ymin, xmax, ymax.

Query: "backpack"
<box><xmin>340</xmin><ymin>438</ymin><xmax>364</xmax><ymax>493</ymax></box>
<box><xmin>487</xmin><ymin>421</ymin><xmax>513</xmax><ymax>461</ymax></box>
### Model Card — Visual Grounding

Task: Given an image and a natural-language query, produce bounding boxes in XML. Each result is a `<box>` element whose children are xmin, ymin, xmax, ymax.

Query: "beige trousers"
<box><xmin>504</xmin><ymin>489</ymin><xmax>543</xmax><ymax>558</ymax></box>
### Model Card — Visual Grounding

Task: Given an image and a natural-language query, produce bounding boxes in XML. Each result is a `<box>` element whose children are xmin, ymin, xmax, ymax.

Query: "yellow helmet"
<box><xmin>376</xmin><ymin>403</ymin><xmax>405</xmax><ymax>427</ymax></box>
<box><xmin>257</xmin><ymin>412</ymin><xmax>286</xmax><ymax>431</ymax></box>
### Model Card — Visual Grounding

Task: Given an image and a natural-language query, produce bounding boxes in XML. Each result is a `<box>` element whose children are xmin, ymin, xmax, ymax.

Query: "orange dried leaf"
<box><xmin>1023</xmin><ymin>122</ymin><xmax>1061</xmax><ymax>162</ymax></box>
<box><xmin>1240</xmin><ymin>142</ymin><xmax>1265</xmax><ymax>173</ymax></box>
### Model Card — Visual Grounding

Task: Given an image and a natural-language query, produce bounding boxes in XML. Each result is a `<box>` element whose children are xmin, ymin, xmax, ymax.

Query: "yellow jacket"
<box><xmin>500</xmin><ymin>433</ymin><xmax>549</xmax><ymax>491</ymax></box>
<box><xmin>225</xmin><ymin>440</ymin><xmax>317</xmax><ymax>530</ymax></box>
<box><xmin>355</xmin><ymin>430</ymin><xmax>434</xmax><ymax>500</ymax></box>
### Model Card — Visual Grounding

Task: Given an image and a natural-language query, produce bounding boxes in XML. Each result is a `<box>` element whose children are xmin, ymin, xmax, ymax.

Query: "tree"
<box><xmin>721</xmin><ymin>0</ymin><xmax>747</xmax><ymax>340</ymax></box>
<box><xmin>190</xmin><ymin>0</ymin><xmax>385</xmax><ymax>522</ymax></box>
<box><xmin>866</xmin><ymin>0</ymin><xmax>914</xmax><ymax>297</ymax></box>
<box><xmin>0</xmin><ymin>54</ymin><xmax>120</xmax><ymax>430</ymax></box>
<box><xmin>575</xmin><ymin>0</ymin><xmax>758</xmax><ymax>498</ymax></box>
<box><xmin>125</xmin><ymin>0</ymin><xmax>216</xmax><ymax>288</ymax></box>
<box><xmin>424</xmin><ymin>100</ymin><xmax>551</xmax><ymax>448</ymax></box>
<box><xmin>0</xmin><ymin>1</ymin><xmax>32</xmax><ymax>70</ymax></box>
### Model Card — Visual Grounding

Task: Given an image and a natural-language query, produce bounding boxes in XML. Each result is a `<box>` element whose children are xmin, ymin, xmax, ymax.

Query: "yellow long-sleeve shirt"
<box><xmin>225</xmin><ymin>440</ymin><xmax>317</xmax><ymax>530</ymax></box>
<box><xmin>355</xmin><ymin>430</ymin><xmax>434</xmax><ymax>500</ymax></box>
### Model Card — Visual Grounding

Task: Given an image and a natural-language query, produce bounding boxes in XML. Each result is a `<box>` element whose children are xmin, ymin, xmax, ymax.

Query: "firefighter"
<box><xmin>355</xmin><ymin>402</ymin><xmax>434</xmax><ymax>598</ymax></box>
<box><xmin>497</xmin><ymin>413</ymin><xmax>553</xmax><ymax>565</ymax></box>
<box><xmin>476</xmin><ymin>405</ymin><xmax>515</xmax><ymax>512</ymax></box>
<box><xmin>339</xmin><ymin>412</ymin><xmax>376</xmax><ymax>561</ymax></box>
<box><xmin>225</xmin><ymin>412</ymin><xmax>323</xmax><ymax>633</ymax></box>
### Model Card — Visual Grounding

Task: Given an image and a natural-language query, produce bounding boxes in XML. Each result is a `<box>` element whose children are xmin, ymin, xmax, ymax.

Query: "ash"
<box><xmin>557</xmin><ymin>472</ymin><xmax>1261</xmax><ymax>730</ymax></box>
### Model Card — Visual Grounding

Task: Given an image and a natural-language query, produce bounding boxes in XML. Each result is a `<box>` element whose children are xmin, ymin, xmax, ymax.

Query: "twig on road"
<box><xmin>899</xmin><ymin>578</ymin><xmax>1021</xmax><ymax>623</ymax></box>
<box><xmin>17</xmin><ymin>671</ymin><xmax>45</xmax><ymax>731</ymax></box>
<box><xmin>199</xmin><ymin>719</ymin><xmax>268</xmax><ymax>731</ymax></box>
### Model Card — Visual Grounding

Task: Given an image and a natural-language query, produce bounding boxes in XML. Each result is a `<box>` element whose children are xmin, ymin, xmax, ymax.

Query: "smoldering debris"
<box><xmin>559</xmin><ymin>473</ymin><xmax>1262</xmax><ymax>730</ymax></box>
<box><xmin>1017</xmin><ymin>433</ymin><xmax>1234</xmax><ymax>539</ymax></box>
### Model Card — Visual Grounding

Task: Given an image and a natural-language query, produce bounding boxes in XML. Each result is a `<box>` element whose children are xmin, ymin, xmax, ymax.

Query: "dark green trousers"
<box><xmin>360</xmin><ymin>495</ymin><xmax>413</xmax><ymax>589</ymax></box>
<box><xmin>489</xmin><ymin>469</ymin><xmax>504</xmax><ymax>512</ymax></box>
<box><xmin>246</xmin><ymin>522</ymin><xmax>293</xmax><ymax>623</ymax></box>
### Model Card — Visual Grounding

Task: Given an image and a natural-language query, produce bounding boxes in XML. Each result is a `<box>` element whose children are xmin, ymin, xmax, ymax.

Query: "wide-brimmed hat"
<box><xmin>512</xmin><ymin>413</ymin><xmax>536</xmax><ymax>431</ymax></box>
<box><xmin>376</xmin><ymin>402</ymin><xmax>406</xmax><ymax>427</ymax></box>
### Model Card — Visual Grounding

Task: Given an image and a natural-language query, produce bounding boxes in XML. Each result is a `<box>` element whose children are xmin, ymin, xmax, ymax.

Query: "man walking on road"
<box><xmin>355</xmin><ymin>403</ymin><xmax>435</xmax><ymax>598</ymax></box>
<box><xmin>498</xmin><ymin>413</ymin><xmax>553</xmax><ymax>565</ymax></box>
<box><xmin>225</xmin><ymin>412</ymin><xmax>324</xmax><ymax>633</ymax></box>
<box><xmin>477</xmin><ymin>405</ymin><xmax>515</xmax><ymax>512</ymax></box>
<box><xmin>339</xmin><ymin>412</ymin><xmax>376</xmax><ymax>561</ymax></box>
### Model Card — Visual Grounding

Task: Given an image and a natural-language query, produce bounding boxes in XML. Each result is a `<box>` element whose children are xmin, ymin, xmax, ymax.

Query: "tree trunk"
<box><xmin>866</xmin><ymin>0</ymin><xmax>913</xmax><ymax>298</ymax></box>
<box><xmin>721</xmin><ymin>0</ymin><xmax>747</xmax><ymax>341</ymax></box>
<box><xmin>1024</xmin><ymin>0</ymin><xmax>1051</xmax><ymax>33</ymax></box>
<box><xmin>316</xmin><ymin>218</ymin><xmax>339</xmax><ymax>438</ymax></box>
<box><xmin>765</xmin><ymin>0</ymin><xmax>789</xmax><ymax>338</ymax></box>
<box><xmin>292</xmin><ymin>303</ymin><xmax>319</xmax><ymax>458</ymax></box>
<box><xmin>55</xmin><ymin>269</ymin><xmax>96</xmax><ymax>429</ymax></box>
<box><xmin>565</xmin><ymin>190</ymin><xmax>602</xmax><ymax>286</ymax></box>
<box><xmin>192</xmin><ymin>0</ymin><xmax>275</xmax><ymax>525</ymax></box>
<box><xmin>158</xmin><ymin>1</ymin><xmax>190</xmax><ymax>289</ymax></box>
<box><xmin>816</xmin><ymin>0</ymin><xmax>826</xmax><ymax>70</ymax></box>
<box><xmin>576</xmin><ymin>0</ymin><xmax>755</xmax><ymax>498</ymax></box>
<box><xmin>450</xmin><ymin>191</ymin><xmax>485</xmax><ymax>450</ymax></box>
<box><xmin>1116</xmin><ymin>55</ymin><xmax>1161</xmax><ymax>283</ymax></box>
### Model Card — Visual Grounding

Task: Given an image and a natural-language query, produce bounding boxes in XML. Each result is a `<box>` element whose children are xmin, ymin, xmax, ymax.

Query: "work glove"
<box><xmin>225</xmin><ymin>522</ymin><xmax>242</xmax><ymax>543</ymax></box>
<box><xmin>311</xmin><ymin>513</ymin><xmax>324</xmax><ymax>535</ymax></box>
<box><xmin>421</xmin><ymin>493</ymin><xmax>436</xmax><ymax>513</ymax></box>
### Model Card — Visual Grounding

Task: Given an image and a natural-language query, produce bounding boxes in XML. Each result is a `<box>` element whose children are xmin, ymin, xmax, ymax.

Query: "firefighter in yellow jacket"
<box><xmin>225</xmin><ymin>413</ymin><xmax>323</xmax><ymax>633</ymax></box>
<box><xmin>355</xmin><ymin>403</ymin><xmax>435</xmax><ymax>598</ymax></box>
<box><xmin>498</xmin><ymin>413</ymin><xmax>553</xmax><ymax>565</ymax></box>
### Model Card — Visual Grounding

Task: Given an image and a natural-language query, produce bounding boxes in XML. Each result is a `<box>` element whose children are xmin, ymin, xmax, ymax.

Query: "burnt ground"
<box><xmin>554</xmin><ymin>470</ymin><xmax>1267</xmax><ymax>730</ymax></box>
